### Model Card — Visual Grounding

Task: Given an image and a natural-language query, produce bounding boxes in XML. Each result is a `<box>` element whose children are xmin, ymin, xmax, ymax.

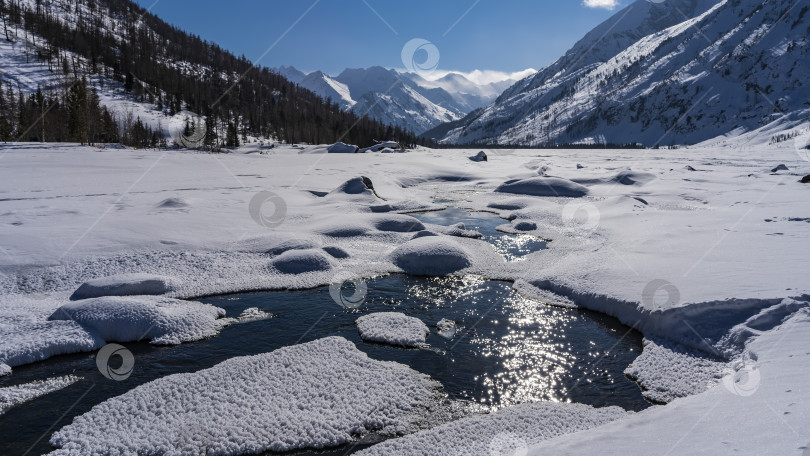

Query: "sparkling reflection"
<box><xmin>410</xmin><ymin>207</ymin><xmax>548</xmax><ymax>261</ymax></box>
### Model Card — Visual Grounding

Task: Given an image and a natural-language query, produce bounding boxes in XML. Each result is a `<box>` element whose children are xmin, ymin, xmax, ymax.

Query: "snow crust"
<box><xmin>48</xmin><ymin>337</ymin><xmax>442</xmax><ymax>455</ymax></box>
<box><xmin>495</xmin><ymin>177</ymin><xmax>589</xmax><ymax>197</ymax></box>
<box><xmin>0</xmin><ymin>375</ymin><xmax>81</xmax><ymax>415</ymax></box>
<box><xmin>0</xmin><ymin>143</ymin><xmax>808</xmax><ymax>454</ymax></box>
<box><xmin>356</xmin><ymin>402</ymin><xmax>628</xmax><ymax>456</ymax></box>
<box><xmin>49</xmin><ymin>296</ymin><xmax>229</xmax><ymax>345</ymax></box>
<box><xmin>390</xmin><ymin>237</ymin><xmax>473</xmax><ymax>276</ymax></box>
<box><xmin>70</xmin><ymin>273</ymin><xmax>181</xmax><ymax>300</ymax></box>
<box><xmin>356</xmin><ymin>312</ymin><xmax>429</xmax><ymax>347</ymax></box>
<box><xmin>327</xmin><ymin>142</ymin><xmax>358</xmax><ymax>154</ymax></box>
<box><xmin>269</xmin><ymin>249</ymin><xmax>334</xmax><ymax>274</ymax></box>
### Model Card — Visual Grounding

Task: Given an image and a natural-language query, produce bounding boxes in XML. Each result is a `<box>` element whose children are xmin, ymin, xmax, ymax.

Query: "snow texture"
<box><xmin>495</xmin><ymin>177</ymin><xmax>589</xmax><ymax>197</ymax></box>
<box><xmin>390</xmin><ymin>237</ymin><xmax>473</xmax><ymax>276</ymax></box>
<box><xmin>356</xmin><ymin>312</ymin><xmax>430</xmax><ymax>348</ymax></box>
<box><xmin>48</xmin><ymin>337</ymin><xmax>442</xmax><ymax>455</ymax></box>
<box><xmin>0</xmin><ymin>375</ymin><xmax>81</xmax><ymax>415</ymax></box>
<box><xmin>624</xmin><ymin>336</ymin><xmax>726</xmax><ymax>404</ymax></box>
<box><xmin>0</xmin><ymin>141</ymin><xmax>808</xmax><ymax>454</ymax></box>
<box><xmin>70</xmin><ymin>273</ymin><xmax>181</xmax><ymax>300</ymax></box>
<box><xmin>356</xmin><ymin>402</ymin><xmax>629</xmax><ymax>456</ymax></box>
<box><xmin>327</xmin><ymin>142</ymin><xmax>358</xmax><ymax>154</ymax></box>
<box><xmin>49</xmin><ymin>296</ymin><xmax>229</xmax><ymax>345</ymax></box>
<box><xmin>269</xmin><ymin>249</ymin><xmax>334</xmax><ymax>274</ymax></box>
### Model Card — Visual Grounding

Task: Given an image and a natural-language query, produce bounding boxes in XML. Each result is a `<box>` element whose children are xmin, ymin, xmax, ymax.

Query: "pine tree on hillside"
<box><xmin>225</xmin><ymin>121</ymin><xmax>239</xmax><ymax>148</ymax></box>
<box><xmin>66</xmin><ymin>76</ymin><xmax>88</xmax><ymax>144</ymax></box>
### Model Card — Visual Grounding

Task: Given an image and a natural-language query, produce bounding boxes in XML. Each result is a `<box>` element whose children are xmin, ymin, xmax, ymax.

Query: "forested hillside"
<box><xmin>0</xmin><ymin>0</ymin><xmax>427</xmax><ymax>148</ymax></box>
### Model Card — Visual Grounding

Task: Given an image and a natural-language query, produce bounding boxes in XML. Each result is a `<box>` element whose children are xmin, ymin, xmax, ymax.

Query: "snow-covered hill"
<box><xmin>274</xmin><ymin>66</ymin><xmax>527</xmax><ymax>134</ymax></box>
<box><xmin>442</xmin><ymin>0</ymin><xmax>810</xmax><ymax>146</ymax></box>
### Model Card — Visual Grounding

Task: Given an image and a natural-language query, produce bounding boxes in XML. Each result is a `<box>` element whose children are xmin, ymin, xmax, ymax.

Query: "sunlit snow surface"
<box><xmin>0</xmin><ymin>142</ymin><xmax>808</xmax><ymax>455</ymax></box>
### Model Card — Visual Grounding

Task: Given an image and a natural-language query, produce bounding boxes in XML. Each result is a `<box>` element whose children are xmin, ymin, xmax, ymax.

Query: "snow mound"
<box><xmin>264</xmin><ymin>238</ymin><xmax>321</xmax><ymax>256</ymax></box>
<box><xmin>611</xmin><ymin>170</ymin><xmax>656</xmax><ymax>186</ymax></box>
<box><xmin>155</xmin><ymin>197</ymin><xmax>191</xmax><ymax>209</ymax></box>
<box><xmin>359</xmin><ymin>141</ymin><xmax>403</xmax><ymax>153</ymax></box>
<box><xmin>327</xmin><ymin>142</ymin><xmax>359</xmax><ymax>153</ymax></box>
<box><xmin>236</xmin><ymin>307</ymin><xmax>272</xmax><ymax>323</ymax></box>
<box><xmin>494</xmin><ymin>177</ymin><xmax>589</xmax><ymax>197</ymax></box>
<box><xmin>48</xmin><ymin>296</ymin><xmax>228</xmax><ymax>345</ymax></box>
<box><xmin>269</xmin><ymin>249</ymin><xmax>333</xmax><ymax>274</ymax></box>
<box><xmin>356</xmin><ymin>402</ymin><xmax>628</xmax><ymax>456</ymax></box>
<box><xmin>390</xmin><ymin>237</ymin><xmax>472</xmax><ymax>276</ymax></box>
<box><xmin>356</xmin><ymin>313</ymin><xmax>429</xmax><ymax>348</ymax></box>
<box><xmin>49</xmin><ymin>337</ymin><xmax>442</xmax><ymax>455</ymax></box>
<box><xmin>329</xmin><ymin>176</ymin><xmax>376</xmax><ymax>195</ymax></box>
<box><xmin>1</xmin><ymin>374</ymin><xmax>81</xmax><ymax>415</ymax></box>
<box><xmin>514</xmin><ymin>221</ymin><xmax>537</xmax><ymax>231</ymax></box>
<box><xmin>411</xmin><ymin>230</ymin><xmax>440</xmax><ymax>239</ymax></box>
<box><xmin>469</xmin><ymin>151</ymin><xmax>488</xmax><ymax>162</ymax></box>
<box><xmin>322</xmin><ymin>246</ymin><xmax>351</xmax><ymax>258</ymax></box>
<box><xmin>0</xmin><ymin>364</ymin><xmax>9</xmax><ymax>376</ymax></box>
<box><xmin>436</xmin><ymin>318</ymin><xmax>456</xmax><ymax>339</ymax></box>
<box><xmin>574</xmin><ymin>170</ymin><xmax>657</xmax><ymax>186</ymax></box>
<box><xmin>371</xmin><ymin>214</ymin><xmax>425</xmax><ymax>232</ymax></box>
<box><xmin>70</xmin><ymin>273</ymin><xmax>181</xmax><ymax>300</ymax></box>
<box><xmin>315</xmin><ymin>220</ymin><xmax>371</xmax><ymax>237</ymax></box>
<box><xmin>625</xmin><ymin>336</ymin><xmax>725</xmax><ymax>404</ymax></box>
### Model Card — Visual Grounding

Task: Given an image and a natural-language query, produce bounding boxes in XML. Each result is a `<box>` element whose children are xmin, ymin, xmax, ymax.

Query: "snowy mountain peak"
<box><xmin>442</xmin><ymin>0</ymin><xmax>810</xmax><ymax>146</ymax></box>
<box><xmin>274</xmin><ymin>65</ymin><xmax>529</xmax><ymax>134</ymax></box>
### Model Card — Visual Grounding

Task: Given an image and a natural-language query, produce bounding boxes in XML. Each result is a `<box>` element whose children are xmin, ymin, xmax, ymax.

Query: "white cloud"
<box><xmin>582</xmin><ymin>0</ymin><xmax>620</xmax><ymax>10</ymax></box>
<box><xmin>413</xmin><ymin>69</ymin><xmax>537</xmax><ymax>85</ymax></box>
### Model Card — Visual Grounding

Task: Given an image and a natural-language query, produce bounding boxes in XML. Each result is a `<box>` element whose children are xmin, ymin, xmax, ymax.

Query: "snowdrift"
<box><xmin>49</xmin><ymin>337</ymin><xmax>442</xmax><ymax>455</ymax></box>
<box><xmin>494</xmin><ymin>177</ymin><xmax>589</xmax><ymax>197</ymax></box>
<box><xmin>356</xmin><ymin>312</ymin><xmax>429</xmax><ymax>347</ymax></box>
<box><xmin>390</xmin><ymin>237</ymin><xmax>472</xmax><ymax>276</ymax></box>
<box><xmin>70</xmin><ymin>273</ymin><xmax>181</xmax><ymax>300</ymax></box>
<box><xmin>49</xmin><ymin>296</ymin><xmax>229</xmax><ymax>345</ymax></box>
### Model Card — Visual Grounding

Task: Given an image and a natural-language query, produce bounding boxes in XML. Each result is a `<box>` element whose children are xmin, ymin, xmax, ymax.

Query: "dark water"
<box><xmin>0</xmin><ymin>209</ymin><xmax>648</xmax><ymax>456</ymax></box>
<box><xmin>410</xmin><ymin>207</ymin><xmax>548</xmax><ymax>261</ymax></box>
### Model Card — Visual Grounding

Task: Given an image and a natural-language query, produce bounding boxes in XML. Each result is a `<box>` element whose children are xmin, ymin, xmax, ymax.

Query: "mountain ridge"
<box><xmin>273</xmin><ymin>65</ymin><xmax>529</xmax><ymax>134</ymax></box>
<box><xmin>440</xmin><ymin>0</ymin><xmax>810</xmax><ymax>147</ymax></box>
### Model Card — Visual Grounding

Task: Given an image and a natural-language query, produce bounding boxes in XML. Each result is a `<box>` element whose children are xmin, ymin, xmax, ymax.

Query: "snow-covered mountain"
<box><xmin>441</xmin><ymin>0</ymin><xmax>810</xmax><ymax>146</ymax></box>
<box><xmin>274</xmin><ymin>66</ymin><xmax>526</xmax><ymax>134</ymax></box>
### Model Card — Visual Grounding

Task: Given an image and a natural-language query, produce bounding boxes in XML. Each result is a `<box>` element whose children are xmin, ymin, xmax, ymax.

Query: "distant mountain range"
<box><xmin>436</xmin><ymin>0</ymin><xmax>810</xmax><ymax>146</ymax></box>
<box><xmin>274</xmin><ymin>66</ymin><xmax>529</xmax><ymax>135</ymax></box>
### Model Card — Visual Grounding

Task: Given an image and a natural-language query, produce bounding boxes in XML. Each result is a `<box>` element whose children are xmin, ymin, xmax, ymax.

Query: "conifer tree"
<box><xmin>66</xmin><ymin>76</ymin><xmax>88</xmax><ymax>144</ymax></box>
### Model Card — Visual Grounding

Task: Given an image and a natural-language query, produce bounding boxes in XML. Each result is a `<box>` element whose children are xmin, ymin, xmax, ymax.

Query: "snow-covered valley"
<box><xmin>0</xmin><ymin>141</ymin><xmax>808</xmax><ymax>455</ymax></box>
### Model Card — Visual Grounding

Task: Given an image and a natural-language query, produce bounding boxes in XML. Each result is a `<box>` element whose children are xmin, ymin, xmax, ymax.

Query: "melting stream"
<box><xmin>0</xmin><ymin>209</ymin><xmax>648</xmax><ymax>456</ymax></box>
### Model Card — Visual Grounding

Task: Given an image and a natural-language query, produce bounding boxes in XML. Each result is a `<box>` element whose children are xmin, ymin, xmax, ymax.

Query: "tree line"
<box><xmin>0</xmin><ymin>0</ymin><xmax>432</xmax><ymax>149</ymax></box>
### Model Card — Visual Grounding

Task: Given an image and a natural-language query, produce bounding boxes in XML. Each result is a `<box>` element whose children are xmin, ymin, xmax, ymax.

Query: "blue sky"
<box><xmin>133</xmin><ymin>0</ymin><xmax>623</xmax><ymax>79</ymax></box>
